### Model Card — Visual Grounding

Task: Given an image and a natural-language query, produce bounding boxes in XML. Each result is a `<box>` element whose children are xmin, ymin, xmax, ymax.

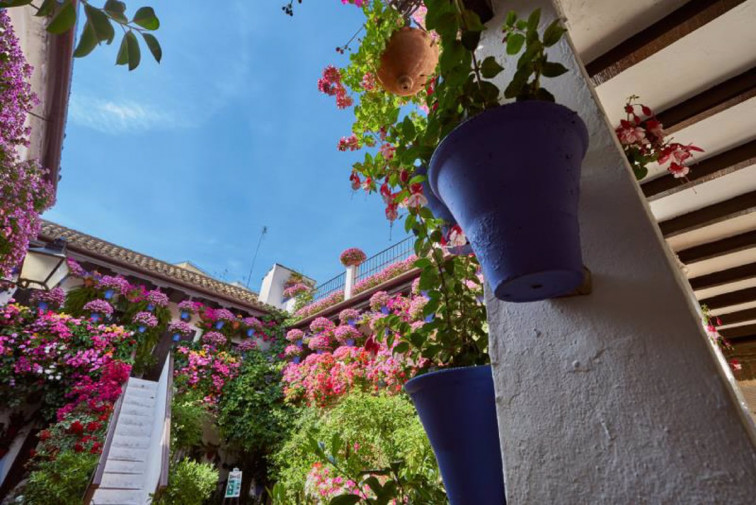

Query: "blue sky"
<box><xmin>46</xmin><ymin>1</ymin><xmax>409</xmax><ymax>289</ymax></box>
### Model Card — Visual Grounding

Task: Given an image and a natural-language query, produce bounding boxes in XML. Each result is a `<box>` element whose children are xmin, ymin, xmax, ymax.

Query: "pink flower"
<box><xmin>361</xmin><ymin>72</ymin><xmax>376</xmax><ymax>90</ymax></box>
<box><xmin>616</xmin><ymin>121</ymin><xmax>646</xmax><ymax>145</ymax></box>
<box><xmin>379</xmin><ymin>143</ymin><xmax>395</xmax><ymax>161</ymax></box>
<box><xmin>338</xmin><ymin>134</ymin><xmax>360</xmax><ymax>152</ymax></box>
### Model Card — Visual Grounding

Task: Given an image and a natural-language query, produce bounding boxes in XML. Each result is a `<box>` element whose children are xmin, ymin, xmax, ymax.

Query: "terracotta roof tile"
<box><xmin>39</xmin><ymin>220</ymin><xmax>280</xmax><ymax>315</ymax></box>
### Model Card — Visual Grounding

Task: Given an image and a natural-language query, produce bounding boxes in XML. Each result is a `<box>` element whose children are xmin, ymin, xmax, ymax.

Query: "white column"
<box><xmin>483</xmin><ymin>1</ymin><xmax>756</xmax><ymax>502</ymax></box>
<box><xmin>344</xmin><ymin>265</ymin><xmax>357</xmax><ymax>300</ymax></box>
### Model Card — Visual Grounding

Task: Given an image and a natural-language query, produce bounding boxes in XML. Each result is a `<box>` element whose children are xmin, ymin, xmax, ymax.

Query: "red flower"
<box><xmin>68</xmin><ymin>420</ymin><xmax>84</xmax><ymax>435</ymax></box>
<box><xmin>86</xmin><ymin>421</ymin><xmax>101</xmax><ymax>432</ymax></box>
<box><xmin>74</xmin><ymin>443</ymin><xmax>84</xmax><ymax>453</ymax></box>
<box><xmin>39</xmin><ymin>430</ymin><xmax>51</xmax><ymax>441</ymax></box>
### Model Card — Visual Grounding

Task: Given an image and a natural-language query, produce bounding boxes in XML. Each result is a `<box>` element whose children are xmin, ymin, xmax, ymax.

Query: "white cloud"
<box><xmin>68</xmin><ymin>95</ymin><xmax>183</xmax><ymax>134</ymax></box>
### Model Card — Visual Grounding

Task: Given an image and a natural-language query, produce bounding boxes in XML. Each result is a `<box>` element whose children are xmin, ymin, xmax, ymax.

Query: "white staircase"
<box><xmin>87</xmin><ymin>357</ymin><xmax>172</xmax><ymax>505</ymax></box>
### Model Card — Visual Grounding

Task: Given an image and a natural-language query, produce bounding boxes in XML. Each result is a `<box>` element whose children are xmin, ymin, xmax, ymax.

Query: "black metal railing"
<box><xmin>355</xmin><ymin>237</ymin><xmax>414</xmax><ymax>284</ymax></box>
<box><xmin>311</xmin><ymin>272</ymin><xmax>346</xmax><ymax>302</ymax></box>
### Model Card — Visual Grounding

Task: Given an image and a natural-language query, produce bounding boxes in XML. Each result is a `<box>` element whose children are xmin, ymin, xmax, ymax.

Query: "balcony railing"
<box><xmin>310</xmin><ymin>237</ymin><xmax>414</xmax><ymax>304</ymax></box>
<box><xmin>354</xmin><ymin>236</ymin><xmax>414</xmax><ymax>284</ymax></box>
<box><xmin>311</xmin><ymin>271</ymin><xmax>346</xmax><ymax>302</ymax></box>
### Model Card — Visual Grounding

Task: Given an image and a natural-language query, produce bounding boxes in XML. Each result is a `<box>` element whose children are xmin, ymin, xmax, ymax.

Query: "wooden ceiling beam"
<box><xmin>718</xmin><ymin>307</ymin><xmax>756</xmax><ymax>326</ymax></box>
<box><xmin>659</xmin><ymin>190</ymin><xmax>756</xmax><ymax>237</ymax></box>
<box><xmin>642</xmin><ymin>140</ymin><xmax>756</xmax><ymax>201</ymax></box>
<box><xmin>720</xmin><ymin>323</ymin><xmax>756</xmax><ymax>340</ymax></box>
<box><xmin>586</xmin><ymin>0</ymin><xmax>747</xmax><ymax>85</ymax></box>
<box><xmin>677</xmin><ymin>230</ymin><xmax>756</xmax><ymax>264</ymax></box>
<box><xmin>656</xmin><ymin>67</ymin><xmax>756</xmax><ymax>134</ymax></box>
<box><xmin>698</xmin><ymin>287</ymin><xmax>756</xmax><ymax>310</ymax></box>
<box><xmin>690</xmin><ymin>262</ymin><xmax>756</xmax><ymax>290</ymax></box>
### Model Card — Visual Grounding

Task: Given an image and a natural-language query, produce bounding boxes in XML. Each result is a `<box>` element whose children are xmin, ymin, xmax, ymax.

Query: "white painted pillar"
<box><xmin>482</xmin><ymin>1</ymin><xmax>756</xmax><ymax>502</ymax></box>
<box><xmin>344</xmin><ymin>265</ymin><xmax>357</xmax><ymax>300</ymax></box>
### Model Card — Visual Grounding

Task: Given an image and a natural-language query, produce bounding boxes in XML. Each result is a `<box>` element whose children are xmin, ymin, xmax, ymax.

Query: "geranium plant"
<box><xmin>616</xmin><ymin>96</ymin><xmax>704</xmax><ymax>180</ymax></box>
<box><xmin>339</xmin><ymin>247</ymin><xmax>367</xmax><ymax>267</ymax></box>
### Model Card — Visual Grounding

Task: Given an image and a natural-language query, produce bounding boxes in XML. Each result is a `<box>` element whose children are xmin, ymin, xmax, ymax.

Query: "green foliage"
<box><xmin>1</xmin><ymin>0</ymin><xmax>161</xmax><ymax>70</ymax></box>
<box><xmin>217</xmin><ymin>351</ymin><xmax>293</xmax><ymax>483</ymax></box>
<box><xmin>272</xmin><ymin>392</ymin><xmax>443</xmax><ymax>502</ymax></box>
<box><xmin>20</xmin><ymin>450</ymin><xmax>99</xmax><ymax>505</ymax></box>
<box><xmin>152</xmin><ymin>458</ymin><xmax>219</xmax><ymax>505</ymax></box>
<box><xmin>171</xmin><ymin>390</ymin><xmax>210</xmax><ymax>452</ymax></box>
<box><xmin>501</xmin><ymin>9</ymin><xmax>567</xmax><ymax>102</ymax></box>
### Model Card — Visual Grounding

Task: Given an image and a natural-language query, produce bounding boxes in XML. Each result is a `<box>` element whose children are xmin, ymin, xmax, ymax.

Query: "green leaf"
<box><xmin>1</xmin><ymin>0</ymin><xmax>32</xmax><ymax>7</ymax></box>
<box><xmin>504</xmin><ymin>11</ymin><xmax>517</xmax><ymax>27</ymax></box>
<box><xmin>527</xmin><ymin>8</ymin><xmax>541</xmax><ymax>30</ymax></box>
<box><xmin>104</xmin><ymin>0</ymin><xmax>128</xmax><ymax>23</ymax></box>
<box><xmin>125</xmin><ymin>30</ymin><xmax>141</xmax><ymax>70</ymax></box>
<box><xmin>142</xmin><ymin>33</ymin><xmax>162</xmax><ymax>63</ymax></box>
<box><xmin>534</xmin><ymin>87</ymin><xmax>556</xmax><ymax>102</ymax></box>
<box><xmin>543</xmin><ymin>19</ymin><xmax>566</xmax><ymax>47</ymax></box>
<box><xmin>132</xmin><ymin>6</ymin><xmax>160</xmax><ymax>30</ymax></box>
<box><xmin>435</xmin><ymin>12</ymin><xmax>458</xmax><ymax>37</ymax></box>
<box><xmin>116</xmin><ymin>34</ymin><xmax>130</xmax><ymax>66</ymax></box>
<box><xmin>364</xmin><ymin>476</ymin><xmax>384</xmax><ymax>498</ymax></box>
<box><xmin>504</xmin><ymin>66</ymin><xmax>529</xmax><ymax>99</ymax></box>
<box><xmin>85</xmin><ymin>5</ymin><xmax>115</xmax><ymax>44</ymax></box>
<box><xmin>46</xmin><ymin>0</ymin><xmax>76</xmax><ymax>35</ymax></box>
<box><xmin>541</xmin><ymin>61</ymin><xmax>568</xmax><ymax>78</ymax></box>
<box><xmin>506</xmin><ymin>33</ymin><xmax>525</xmax><ymax>55</ymax></box>
<box><xmin>394</xmin><ymin>342</ymin><xmax>409</xmax><ymax>354</ymax></box>
<box><xmin>34</xmin><ymin>0</ymin><xmax>56</xmax><ymax>16</ymax></box>
<box><xmin>480</xmin><ymin>56</ymin><xmax>504</xmax><ymax>78</ymax></box>
<box><xmin>330</xmin><ymin>494</ymin><xmax>361</xmax><ymax>505</ymax></box>
<box><xmin>73</xmin><ymin>21</ymin><xmax>98</xmax><ymax>57</ymax></box>
<box><xmin>461</xmin><ymin>30</ymin><xmax>481</xmax><ymax>51</ymax></box>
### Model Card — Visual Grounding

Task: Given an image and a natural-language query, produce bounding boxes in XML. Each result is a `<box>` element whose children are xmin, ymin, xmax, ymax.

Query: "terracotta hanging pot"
<box><xmin>377</xmin><ymin>27</ymin><xmax>438</xmax><ymax>97</ymax></box>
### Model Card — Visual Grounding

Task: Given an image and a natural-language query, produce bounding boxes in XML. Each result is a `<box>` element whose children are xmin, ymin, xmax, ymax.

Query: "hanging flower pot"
<box><xmin>104</xmin><ymin>289</ymin><xmax>115</xmax><ymax>300</ymax></box>
<box><xmin>37</xmin><ymin>301</ymin><xmax>49</xmax><ymax>312</ymax></box>
<box><xmin>428</xmin><ymin>101</ymin><xmax>589</xmax><ymax>302</ymax></box>
<box><xmin>90</xmin><ymin>313</ymin><xmax>102</xmax><ymax>322</ymax></box>
<box><xmin>138</xmin><ymin>325</ymin><xmax>146</xmax><ymax>333</ymax></box>
<box><xmin>377</xmin><ymin>27</ymin><xmax>439</xmax><ymax>97</ymax></box>
<box><xmin>146</xmin><ymin>303</ymin><xmax>155</xmax><ymax>312</ymax></box>
<box><xmin>247</xmin><ymin>328</ymin><xmax>255</xmax><ymax>337</ymax></box>
<box><xmin>215</xmin><ymin>320</ymin><xmax>225</xmax><ymax>330</ymax></box>
<box><xmin>405</xmin><ymin>365</ymin><xmax>505</xmax><ymax>505</ymax></box>
<box><xmin>180</xmin><ymin>310</ymin><xmax>191</xmax><ymax>321</ymax></box>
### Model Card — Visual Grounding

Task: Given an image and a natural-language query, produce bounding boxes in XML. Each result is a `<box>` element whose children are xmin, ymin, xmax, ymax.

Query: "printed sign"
<box><xmin>225</xmin><ymin>468</ymin><xmax>243</xmax><ymax>498</ymax></box>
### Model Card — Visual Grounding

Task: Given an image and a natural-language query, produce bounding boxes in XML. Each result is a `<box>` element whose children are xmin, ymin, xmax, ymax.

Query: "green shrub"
<box><xmin>273</xmin><ymin>391</ymin><xmax>441</xmax><ymax>500</ymax></box>
<box><xmin>20</xmin><ymin>450</ymin><xmax>99</xmax><ymax>505</ymax></box>
<box><xmin>172</xmin><ymin>390</ymin><xmax>210</xmax><ymax>452</ymax></box>
<box><xmin>152</xmin><ymin>458</ymin><xmax>218</xmax><ymax>505</ymax></box>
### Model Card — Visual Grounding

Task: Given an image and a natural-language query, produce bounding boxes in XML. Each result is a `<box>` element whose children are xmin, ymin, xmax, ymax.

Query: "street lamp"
<box><xmin>17</xmin><ymin>238</ymin><xmax>69</xmax><ymax>291</ymax></box>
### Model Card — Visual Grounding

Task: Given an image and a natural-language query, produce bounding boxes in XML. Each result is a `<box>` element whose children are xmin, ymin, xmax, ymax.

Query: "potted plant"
<box><xmin>316</xmin><ymin>0</ymin><xmax>585</xmax><ymax>501</ymax></box>
<box><xmin>339</xmin><ymin>247</ymin><xmax>367</xmax><ymax>267</ymax></box>
<box><xmin>82</xmin><ymin>299</ymin><xmax>113</xmax><ymax>323</ymax></box>
<box><xmin>177</xmin><ymin>299</ymin><xmax>198</xmax><ymax>321</ymax></box>
<box><xmin>168</xmin><ymin>320</ymin><xmax>194</xmax><ymax>342</ymax></box>
<box><xmin>133</xmin><ymin>310</ymin><xmax>158</xmax><ymax>333</ymax></box>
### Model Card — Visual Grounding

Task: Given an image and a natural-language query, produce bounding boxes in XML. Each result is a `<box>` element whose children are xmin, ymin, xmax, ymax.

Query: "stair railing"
<box><xmin>157</xmin><ymin>353</ymin><xmax>174</xmax><ymax>491</ymax></box>
<box><xmin>82</xmin><ymin>386</ymin><xmax>126</xmax><ymax>504</ymax></box>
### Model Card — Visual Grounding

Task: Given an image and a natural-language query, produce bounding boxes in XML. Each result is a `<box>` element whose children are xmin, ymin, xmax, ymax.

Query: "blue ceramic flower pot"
<box><xmin>428</xmin><ymin>101</ymin><xmax>588</xmax><ymax>302</ymax></box>
<box><xmin>138</xmin><ymin>325</ymin><xmax>146</xmax><ymax>333</ymax></box>
<box><xmin>247</xmin><ymin>328</ymin><xmax>255</xmax><ymax>337</ymax></box>
<box><xmin>348</xmin><ymin>318</ymin><xmax>357</xmax><ymax>327</ymax></box>
<box><xmin>405</xmin><ymin>365</ymin><xmax>505</xmax><ymax>505</ymax></box>
<box><xmin>38</xmin><ymin>301</ymin><xmax>49</xmax><ymax>311</ymax></box>
<box><xmin>104</xmin><ymin>289</ymin><xmax>114</xmax><ymax>300</ymax></box>
<box><xmin>416</xmin><ymin>165</ymin><xmax>455</xmax><ymax>222</ymax></box>
<box><xmin>346</xmin><ymin>338</ymin><xmax>355</xmax><ymax>346</ymax></box>
<box><xmin>172</xmin><ymin>333</ymin><xmax>181</xmax><ymax>342</ymax></box>
<box><xmin>296</xmin><ymin>339</ymin><xmax>303</xmax><ymax>348</ymax></box>
<box><xmin>381</xmin><ymin>306</ymin><xmax>390</xmax><ymax>315</ymax></box>
<box><xmin>180</xmin><ymin>311</ymin><xmax>190</xmax><ymax>321</ymax></box>
<box><xmin>90</xmin><ymin>313</ymin><xmax>102</xmax><ymax>322</ymax></box>
<box><xmin>146</xmin><ymin>303</ymin><xmax>155</xmax><ymax>312</ymax></box>
<box><xmin>293</xmin><ymin>356</ymin><xmax>301</xmax><ymax>364</ymax></box>
<box><xmin>215</xmin><ymin>321</ymin><xmax>225</xmax><ymax>330</ymax></box>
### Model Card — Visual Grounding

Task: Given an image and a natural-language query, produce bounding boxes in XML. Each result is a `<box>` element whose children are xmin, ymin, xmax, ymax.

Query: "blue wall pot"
<box><xmin>428</xmin><ymin>101</ymin><xmax>588</xmax><ymax>302</ymax></box>
<box><xmin>180</xmin><ymin>311</ymin><xmax>191</xmax><ymax>321</ymax></box>
<box><xmin>345</xmin><ymin>338</ymin><xmax>355</xmax><ymax>346</ymax></box>
<box><xmin>104</xmin><ymin>289</ymin><xmax>114</xmax><ymax>300</ymax></box>
<box><xmin>215</xmin><ymin>321</ymin><xmax>225</xmax><ymax>330</ymax></box>
<box><xmin>416</xmin><ymin>165</ymin><xmax>455</xmax><ymax>222</ymax></box>
<box><xmin>37</xmin><ymin>301</ymin><xmax>49</xmax><ymax>312</ymax></box>
<box><xmin>90</xmin><ymin>313</ymin><xmax>102</xmax><ymax>322</ymax></box>
<box><xmin>146</xmin><ymin>303</ymin><xmax>155</xmax><ymax>312</ymax></box>
<box><xmin>138</xmin><ymin>325</ymin><xmax>146</xmax><ymax>333</ymax></box>
<box><xmin>247</xmin><ymin>328</ymin><xmax>255</xmax><ymax>337</ymax></box>
<box><xmin>405</xmin><ymin>365</ymin><xmax>505</xmax><ymax>505</ymax></box>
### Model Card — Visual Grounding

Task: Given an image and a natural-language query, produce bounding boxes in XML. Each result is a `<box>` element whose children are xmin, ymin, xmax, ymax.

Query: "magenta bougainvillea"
<box><xmin>174</xmin><ymin>345</ymin><xmax>241</xmax><ymax>408</ymax></box>
<box><xmin>0</xmin><ymin>11</ymin><xmax>54</xmax><ymax>279</ymax></box>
